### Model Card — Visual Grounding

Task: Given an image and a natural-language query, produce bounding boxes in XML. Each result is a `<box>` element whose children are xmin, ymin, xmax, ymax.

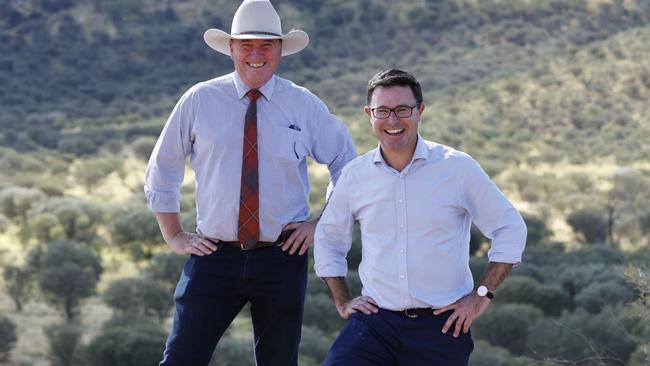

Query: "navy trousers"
<box><xmin>159</xmin><ymin>243</ymin><xmax>308</xmax><ymax>366</ymax></box>
<box><xmin>324</xmin><ymin>309</ymin><xmax>474</xmax><ymax>366</ymax></box>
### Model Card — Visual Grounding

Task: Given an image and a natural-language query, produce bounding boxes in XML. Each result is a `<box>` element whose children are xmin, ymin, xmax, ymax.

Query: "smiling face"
<box><xmin>365</xmin><ymin>86</ymin><xmax>424</xmax><ymax>166</ymax></box>
<box><xmin>230</xmin><ymin>38</ymin><xmax>282</xmax><ymax>89</ymax></box>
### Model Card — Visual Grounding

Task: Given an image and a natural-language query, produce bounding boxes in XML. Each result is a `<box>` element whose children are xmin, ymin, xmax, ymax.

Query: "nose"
<box><xmin>385</xmin><ymin>111</ymin><xmax>400</xmax><ymax>125</ymax></box>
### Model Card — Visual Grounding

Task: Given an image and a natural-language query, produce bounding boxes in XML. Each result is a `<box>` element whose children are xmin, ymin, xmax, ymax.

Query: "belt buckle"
<box><xmin>404</xmin><ymin>309</ymin><xmax>418</xmax><ymax>318</ymax></box>
<box><xmin>240</xmin><ymin>240</ymin><xmax>255</xmax><ymax>251</ymax></box>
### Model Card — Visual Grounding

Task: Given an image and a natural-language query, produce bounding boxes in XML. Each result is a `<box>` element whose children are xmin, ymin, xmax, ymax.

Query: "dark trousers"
<box><xmin>159</xmin><ymin>243</ymin><xmax>308</xmax><ymax>366</ymax></box>
<box><xmin>324</xmin><ymin>309</ymin><xmax>474</xmax><ymax>366</ymax></box>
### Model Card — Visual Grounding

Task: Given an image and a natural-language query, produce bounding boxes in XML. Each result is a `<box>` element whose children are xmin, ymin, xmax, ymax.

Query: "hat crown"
<box><xmin>231</xmin><ymin>0</ymin><xmax>282</xmax><ymax>36</ymax></box>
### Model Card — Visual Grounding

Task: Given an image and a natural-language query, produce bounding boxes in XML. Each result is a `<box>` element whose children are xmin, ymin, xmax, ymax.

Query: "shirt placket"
<box><xmin>395</xmin><ymin>171</ymin><xmax>411</xmax><ymax>309</ymax></box>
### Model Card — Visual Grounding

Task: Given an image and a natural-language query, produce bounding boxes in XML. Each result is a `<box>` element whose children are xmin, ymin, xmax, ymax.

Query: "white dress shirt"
<box><xmin>314</xmin><ymin>136</ymin><xmax>526</xmax><ymax>310</ymax></box>
<box><xmin>144</xmin><ymin>72</ymin><xmax>356</xmax><ymax>242</ymax></box>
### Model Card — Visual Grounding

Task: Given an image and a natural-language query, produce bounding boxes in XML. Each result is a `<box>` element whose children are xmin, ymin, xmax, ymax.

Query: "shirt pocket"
<box><xmin>272</xmin><ymin>125</ymin><xmax>308</xmax><ymax>163</ymax></box>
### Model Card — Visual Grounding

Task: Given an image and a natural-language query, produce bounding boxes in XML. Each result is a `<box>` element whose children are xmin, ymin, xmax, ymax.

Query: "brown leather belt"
<box><xmin>208</xmin><ymin>229</ymin><xmax>294</xmax><ymax>251</ymax></box>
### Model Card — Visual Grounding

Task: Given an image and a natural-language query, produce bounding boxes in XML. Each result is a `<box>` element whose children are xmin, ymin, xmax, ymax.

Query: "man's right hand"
<box><xmin>337</xmin><ymin>296</ymin><xmax>379</xmax><ymax>319</ymax></box>
<box><xmin>168</xmin><ymin>231</ymin><xmax>219</xmax><ymax>256</ymax></box>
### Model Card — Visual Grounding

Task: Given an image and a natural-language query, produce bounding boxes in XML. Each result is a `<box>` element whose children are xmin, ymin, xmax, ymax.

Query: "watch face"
<box><xmin>477</xmin><ymin>286</ymin><xmax>487</xmax><ymax>296</ymax></box>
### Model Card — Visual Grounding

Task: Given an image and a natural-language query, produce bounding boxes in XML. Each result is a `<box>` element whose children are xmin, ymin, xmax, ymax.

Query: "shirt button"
<box><xmin>400</xmin><ymin>225</ymin><xmax>405</xmax><ymax>229</ymax></box>
<box><xmin>400</xmin><ymin>274</ymin><xmax>405</xmax><ymax>279</ymax></box>
<box><xmin>400</xmin><ymin>249</ymin><xmax>404</xmax><ymax>254</ymax></box>
<box><xmin>398</xmin><ymin>199</ymin><xmax>403</xmax><ymax>203</ymax></box>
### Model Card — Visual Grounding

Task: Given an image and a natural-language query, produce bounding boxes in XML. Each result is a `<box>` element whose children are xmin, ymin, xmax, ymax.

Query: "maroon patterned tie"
<box><xmin>238</xmin><ymin>89</ymin><xmax>263</xmax><ymax>249</ymax></box>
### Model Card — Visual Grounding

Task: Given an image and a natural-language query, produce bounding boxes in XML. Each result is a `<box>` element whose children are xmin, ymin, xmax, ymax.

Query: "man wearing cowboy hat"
<box><xmin>314</xmin><ymin>69</ymin><xmax>527</xmax><ymax>365</ymax></box>
<box><xmin>144</xmin><ymin>0</ymin><xmax>356</xmax><ymax>365</ymax></box>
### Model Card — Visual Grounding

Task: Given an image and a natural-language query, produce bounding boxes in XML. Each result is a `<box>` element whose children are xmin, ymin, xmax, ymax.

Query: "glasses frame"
<box><xmin>369</xmin><ymin>104</ymin><xmax>419</xmax><ymax>119</ymax></box>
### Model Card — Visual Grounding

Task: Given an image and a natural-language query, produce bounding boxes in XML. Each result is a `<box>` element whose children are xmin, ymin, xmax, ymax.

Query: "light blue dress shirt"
<box><xmin>314</xmin><ymin>136</ymin><xmax>527</xmax><ymax>310</ymax></box>
<box><xmin>144</xmin><ymin>72</ymin><xmax>356</xmax><ymax>242</ymax></box>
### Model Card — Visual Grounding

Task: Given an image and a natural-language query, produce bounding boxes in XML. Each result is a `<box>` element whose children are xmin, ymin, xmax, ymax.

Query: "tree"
<box><xmin>73</xmin><ymin>157</ymin><xmax>124</xmax><ymax>194</ymax></box>
<box><xmin>145</xmin><ymin>252</ymin><xmax>186</xmax><ymax>290</ymax></box>
<box><xmin>45</xmin><ymin>322</ymin><xmax>82</xmax><ymax>366</ymax></box>
<box><xmin>0</xmin><ymin>186</ymin><xmax>45</xmax><ymax>223</ymax></box>
<box><xmin>85</xmin><ymin>324</ymin><xmax>166</xmax><ymax>366</ymax></box>
<box><xmin>109</xmin><ymin>208</ymin><xmax>163</xmax><ymax>260</ymax></box>
<box><xmin>469</xmin><ymin>340</ymin><xmax>529</xmax><ymax>366</ymax></box>
<box><xmin>496</xmin><ymin>276</ymin><xmax>573</xmax><ymax>316</ymax></box>
<box><xmin>473</xmin><ymin>303</ymin><xmax>543</xmax><ymax>355</ymax></box>
<box><xmin>103</xmin><ymin>277</ymin><xmax>172</xmax><ymax>323</ymax></box>
<box><xmin>521</xmin><ymin>213</ymin><xmax>550</xmax><ymax>246</ymax></box>
<box><xmin>131</xmin><ymin>136</ymin><xmax>157</xmax><ymax>161</ymax></box>
<box><xmin>3</xmin><ymin>264</ymin><xmax>32</xmax><ymax>312</ymax></box>
<box><xmin>29</xmin><ymin>240</ymin><xmax>103</xmax><ymax>321</ymax></box>
<box><xmin>575</xmin><ymin>280</ymin><xmax>636</xmax><ymax>313</ymax></box>
<box><xmin>0</xmin><ymin>315</ymin><xmax>17</xmax><ymax>363</ymax></box>
<box><xmin>566</xmin><ymin>208</ymin><xmax>608</xmax><ymax>244</ymax></box>
<box><xmin>27</xmin><ymin>197</ymin><xmax>105</xmax><ymax>243</ymax></box>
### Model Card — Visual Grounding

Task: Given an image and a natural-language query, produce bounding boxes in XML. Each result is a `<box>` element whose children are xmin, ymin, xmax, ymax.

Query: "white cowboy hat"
<box><xmin>204</xmin><ymin>0</ymin><xmax>309</xmax><ymax>57</ymax></box>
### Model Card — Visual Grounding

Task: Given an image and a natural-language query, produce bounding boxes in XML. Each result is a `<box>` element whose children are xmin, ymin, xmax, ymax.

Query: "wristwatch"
<box><xmin>476</xmin><ymin>285</ymin><xmax>494</xmax><ymax>299</ymax></box>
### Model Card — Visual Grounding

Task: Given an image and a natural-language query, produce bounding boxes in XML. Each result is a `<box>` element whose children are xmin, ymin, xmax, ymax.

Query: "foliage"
<box><xmin>45</xmin><ymin>322</ymin><xmax>82</xmax><ymax>366</ymax></box>
<box><xmin>574</xmin><ymin>280</ymin><xmax>636</xmax><ymax>313</ymax></box>
<box><xmin>299</xmin><ymin>326</ymin><xmax>334</xmax><ymax>365</ymax></box>
<box><xmin>527</xmin><ymin>307</ymin><xmax>638</xmax><ymax>363</ymax></box>
<box><xmin>27</xmin><ymin>197</ymin><xmax>105</xmax><ymax>243</ymax></box>
<box><xmin>210</xmin><ymin>336</ymin><xmax>255</xmax><ymax>366</ymax></box>
<box><xmin>28</xmin><ymin>240</ymin><xmax>103</xmax><ymax>320</ymax></box>
<box><xmin>103</xmin><ymin>277</ymin><xmax>172</xmax><ymax>323</ymax></box>
<box><xmin>473</xmin><ymin>303</ymin><xmax>543</xmax><ymax>355</ymax></box>
<box><xmin>109</xmin><ymin>207</ymin><xmax>164</xmax><ymax>260</ymax></box>
<box><xmin>85</xmin><ymin>323</ymin><xmax>167</xmax><ymax>366</ymax></box>
<box><xmin>72</xmin><ymin>157</ymin><xmax>124</xmax><ymax>193</ymax></box>
<box><xmin>145</xmin><ymin>252</ymin><xmax>186</xmax><ymax>290</ymax></box>
<box><xmin>0</xmin><ymin>315</ymin><xmax>17</xmax><ymax>363</ymax></box>
<box><xmin>3</xmin><ymin>264</ymin><xmax>32</xmax><ymax>312</ymax></box>
<box><xmin>566</xmin><ymin>208</ymin><xmax>608</xmax><ymax>244</ymax></box>
<box><xmin>469</xmin><ymin>340</ymin><xmax>529</xmax><ymax>366</ymax></box>
<box><xmin>495</xmin><ymin>276</ymin><xmax>573</xmax><ymax>317</ymax></box>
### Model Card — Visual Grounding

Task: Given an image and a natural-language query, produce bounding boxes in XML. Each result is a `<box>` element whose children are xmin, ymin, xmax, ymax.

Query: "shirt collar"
<box><xmin>233</xmin><ymin>71</ymin><xmax>276</xmax><ymax>101</ymax></box>
<box><xmin>372</xmin><ymin>134</ymin><xmax>429</xmax><ymax>165</ymax></box>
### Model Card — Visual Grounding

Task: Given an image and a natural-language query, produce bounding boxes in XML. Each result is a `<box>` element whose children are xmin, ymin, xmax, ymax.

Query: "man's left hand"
<box><xmin>433</xmin><ymin>293</ymin><xmax>491</xmax><ymax>338</ymax></box>
<box><xmin>282</xmin><ymin>218</ymin><xmax>318</xmax><ymax>255</ymax></box>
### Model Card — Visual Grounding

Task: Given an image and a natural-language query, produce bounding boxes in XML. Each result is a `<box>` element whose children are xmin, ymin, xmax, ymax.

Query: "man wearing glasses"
<box><xmin>314</xmin><ymin>69</ymin><xmax>527</xmax><ymax>365</ymax></box>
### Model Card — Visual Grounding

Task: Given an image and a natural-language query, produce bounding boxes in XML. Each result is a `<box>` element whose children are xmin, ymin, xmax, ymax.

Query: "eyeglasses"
<box><xmin>369</xmin><ymin>104</ymin><xmax>419</xmax><ymax>119</ymax></box>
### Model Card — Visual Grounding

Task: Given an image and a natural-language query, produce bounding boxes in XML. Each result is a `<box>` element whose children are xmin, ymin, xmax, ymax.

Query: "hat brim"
<box><xmin>204</xmin><ymin>29</ymin><xmax>309</xmax><ymax>57</ymax></box>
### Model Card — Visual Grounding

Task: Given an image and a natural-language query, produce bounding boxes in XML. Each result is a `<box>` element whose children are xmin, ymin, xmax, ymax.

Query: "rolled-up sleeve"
<box><xmin>309</xmin><ymin>102</ymin><xmax>356</xmax><ymax>200</ymax></box>
<box><xmin>144</xmin><ymin>90</ymin><xmax>196</xmax><ymax>213</ymax></box>
<box><xmin>314</xmin><ymin>167</ymin><xmax>355</xmax><ymax>278</ymax></box>
<box><xmin>459</xmin><ymin>157</ymin><xmax>527</xmax><ymax>264</ymax></box>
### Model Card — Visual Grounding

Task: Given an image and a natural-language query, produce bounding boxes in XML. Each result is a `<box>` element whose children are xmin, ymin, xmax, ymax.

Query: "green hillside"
<box><xmin>0</xmin><ymin>0</ymin><xmax>649</xmax><ymax>365</ymax></box>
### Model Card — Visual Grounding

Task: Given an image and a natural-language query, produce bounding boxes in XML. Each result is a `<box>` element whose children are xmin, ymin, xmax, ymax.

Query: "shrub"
<box><xmin>496</xmin><ymin>276</ymin><xmax>573</xmax><ymax>316</ymax></box>
<box><xmin>473</xmin><ymin>303</ymin><xmax>543</xmax><ymax>355</ymax></box>
<box><xmin>0</xmin><ymin>315</ymin><xmax>17</xmax><ymax>363</ymax></box>
<box><xmin>85</xmin><ymin>324</ymin><xmax>166</xmax><ymax>366</ymax></box>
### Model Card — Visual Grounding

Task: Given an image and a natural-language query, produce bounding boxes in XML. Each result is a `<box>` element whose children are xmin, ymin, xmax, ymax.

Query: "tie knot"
<box><xmin>247</xmin><ymin>89</ymin><xmax>262</xmax><ymax>102</ymax></box>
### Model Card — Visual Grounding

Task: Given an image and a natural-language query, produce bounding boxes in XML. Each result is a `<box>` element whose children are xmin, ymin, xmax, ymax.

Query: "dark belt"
<box><xmin>389</xmin><ymin>308</ymin><xmax>437</xmax><ymax>318</ymax></box>
<box><xmin>209</xmin><ymin>229</ymin><xmax>294</xmax><ymax>251</ymax></box>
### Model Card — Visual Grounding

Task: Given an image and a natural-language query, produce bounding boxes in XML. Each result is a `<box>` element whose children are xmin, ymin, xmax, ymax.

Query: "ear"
<box><xmin>418</xmin><ymin>102</ymin><xmax>425</xmax><ymax>115</ymax></box>
<box><xmin>364</xmin><ymin>105</ymin><xmax>372</xmax><ymax>119</ymax></box>
<box><xmin>229</xmin><ymin>39</ymin><xmax>235</xmax><ymax>58</ymax></box>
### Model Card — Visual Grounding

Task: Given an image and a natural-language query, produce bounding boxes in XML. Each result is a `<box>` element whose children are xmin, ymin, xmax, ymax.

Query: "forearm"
<box><xmin>322</xmin><ymin>276</ymin><xmax>352</xmax><ymax>311</ymax></box>
<box><xmin>154</xmin><ymin>212</ymin><xmax>184</xmax><ymax>245</ymax></box>
<box><xmin>477</xmin><ymin>262</ymin><xmax>513</xmax><ymax>290</ymax></box>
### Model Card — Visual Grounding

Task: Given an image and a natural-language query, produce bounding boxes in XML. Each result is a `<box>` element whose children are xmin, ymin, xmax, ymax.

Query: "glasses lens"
<box><xmin>373</xmin><ymin>108</ymin><xmax>390</xmax><ymax>119</ymax></box>
<box><xmin>394</xmin><ymin>107</ymin><xmax>412</xmax><ymax>118</ymax></box>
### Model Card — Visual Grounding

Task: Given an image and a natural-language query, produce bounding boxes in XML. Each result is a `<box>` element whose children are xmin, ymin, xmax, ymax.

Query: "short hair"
<box><xmin>366</xmin><ymin>69</ymin><xmax>423</xmax><ymax>106</ymax></box>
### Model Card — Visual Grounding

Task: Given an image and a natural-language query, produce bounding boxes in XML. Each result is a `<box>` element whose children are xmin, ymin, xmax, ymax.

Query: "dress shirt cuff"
<box><xmin>487</xmin><ymin>247</ymin><xmax>523</xmax><ymax>267</ymax></box>
<box><xmin>314</xmin><ymin>260</ymin><xmax>348</xmax><ymax>278</ymax></box>
<box><xmin>144</xmin><ymin>187</ymin><xmax>181</xmax><ymax>213</ymax></box>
